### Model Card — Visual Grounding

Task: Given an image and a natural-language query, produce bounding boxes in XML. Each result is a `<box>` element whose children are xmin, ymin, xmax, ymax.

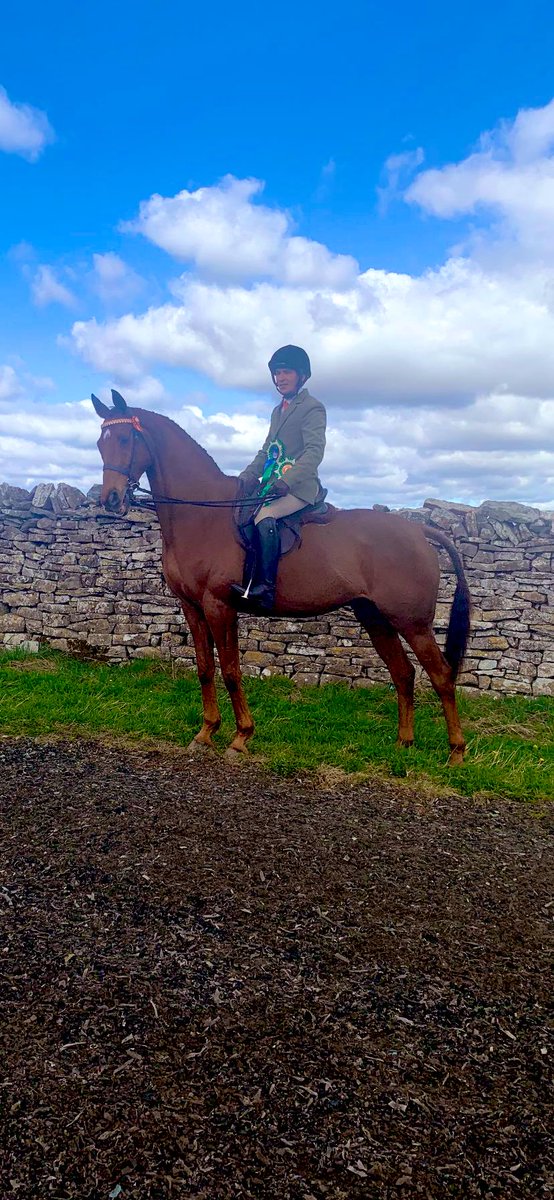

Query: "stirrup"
<box><xmin>229</xmin><ymin>581</ymin><xmax>261</xmax><ymax>612</ymax></box>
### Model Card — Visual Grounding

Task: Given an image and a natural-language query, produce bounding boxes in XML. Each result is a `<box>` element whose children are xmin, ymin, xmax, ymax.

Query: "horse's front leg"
<box><xmin>204</xmin><ymin>597</ymin><xmax>254</xmax><ymax>754</ymax></box>
<box><xmin>180</xmin><ymin>600</ymin><xmax>221</xmax><ymax>750</ymax></box>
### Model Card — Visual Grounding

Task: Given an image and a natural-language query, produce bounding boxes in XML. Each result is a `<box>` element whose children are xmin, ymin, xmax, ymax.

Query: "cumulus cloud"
<box><xmin>71</xmin><ymin>261</ymin><xmax>554</xmax><ymax>404</ymax></box>
<box><xmin>124</xmin><ymin>174</ymin><xmax>358</xmax><ymax>287</ymax></box>
<box><xmin>406</xmin><ymin>98</ymin><xmax>554</xmax><ymax>259</ymax></box>
<box><xmin>0</xmin><ymin>84</ymin><xmax>54</xmax><ymax>161</ymax></box>
<box><xmin>2</xmin><ymin>97</ymin><xmax>548</xmax><ymax>508</ymax></box>
<box><xmin>91</xmin><ymin>252</ymin><xmax>145</xmax><ymax>304</ymax></box>
<box><xmin>378</xmin><ymin>146</ymin><xmax>425</xmax><ymax>210</ymax></box>
<box><xmin>1</xmin><ymin>381</ymin><xmax>551</xmax><ymax>509</ymax></box>
<box><xmin>0</xmin><ymin>365</ymin><xmax>25</xmax><ymax>405</ymax></box>
<box><xmin>64</xmin><ymin>99</ymin><xmax>554</xmax><ymax>508</ymax></box>
<box><xmin>31</xmin><ymin>265</ymin><xmax>76</xmax><ymax>308</ymax></box>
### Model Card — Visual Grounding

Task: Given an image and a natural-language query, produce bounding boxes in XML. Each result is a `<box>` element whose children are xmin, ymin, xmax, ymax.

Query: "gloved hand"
<box><xmin>240</xmin><ymin>469</ymin><xmax>260</xmax><ymax>495</ymax></box>
<box><xmin>268</xmin><ymin>477</ymin><xmax>289</xmax><ymax>497</ymax></box>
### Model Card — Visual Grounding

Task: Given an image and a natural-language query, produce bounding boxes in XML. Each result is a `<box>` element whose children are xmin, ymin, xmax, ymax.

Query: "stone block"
<box><xmin>502</xmin><ymin>660</ymin><xmax>537</xmax><ymax>679</ymax></box>
<box><xmin>457</xmin><ymin>671</ymin><xmax>479</xmax><ymax>687</ymax></box>
<box><xmin>291</xmin><ymin>671</ymin><xmax>321</xmax><ymax>686</ymax></box>
<box><xmin>50</xmin><ymin>483</ymin><xmax>87</xmax><ymax>513</ymax></box>
<box><xmin>31</xmin><ymin>482</ymin><xmax>56</xmax><ymax>510</ymax></box>
<box><xmin>491</xmin><ymin>677</ymin><xmax>529</xmax><ymax>694</ymax></box>
<box><xmin>514</xmin><ymin>590</ymin><xmax>548</xmax><ymax>603</ymax></box>
<box><xmin>120</xmin><ymin>633</ymin><xmax>151</xmax><ymax>646</ymax></box>
<box><xmin>2</xmin><ymin>635</ymin><xmax>40</xmax><ymax>651</ymax></box>
<box><xmin>0</xmin><ymin>483</ymin><xmax>31</xmax><ymax>504</ymax></box>
<box><xmin>317</xmin><ymin>659</ymin><xmax>355</xmax><ymax>676</ymax></box>
<box><xmin>287</xmin><ymin>643</ymin><xmax>325</xmax><ymax>657</ymax></box>
<box><xmin>532</xmin><ymin>677</ymin><xmax>554</xmax><ymax>696</ymax></box>
<box><xmin>243</xmin><ymin>650</ymin><xmax>268</xmax><ymax>664</ymax></box>
<box><xmin>0</xmin><ymin>613</ymin><xmax>26</xmax><ymax>632</ymax></box>
<box><xmin>478</xmin><ymin>500</ymin><xmax>541</xmax><ymax>525</ymax></box>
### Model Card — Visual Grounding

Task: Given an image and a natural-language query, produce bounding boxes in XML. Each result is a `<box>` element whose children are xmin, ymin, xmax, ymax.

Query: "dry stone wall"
<box><xmin>0</xmin><ymin>482</ymin><xmax>553</xmax><ymax>696</ymax></box>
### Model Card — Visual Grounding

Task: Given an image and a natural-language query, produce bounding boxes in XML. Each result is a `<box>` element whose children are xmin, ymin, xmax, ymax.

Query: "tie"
<box><xmin>281</xmin><ymin>399</ymin><xmax>289</xmax><ymax>411</ymax></box>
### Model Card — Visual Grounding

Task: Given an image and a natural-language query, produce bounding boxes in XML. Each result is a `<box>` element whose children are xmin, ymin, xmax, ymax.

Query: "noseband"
<box><xmin>100</xmin><ymin>416</ymin><xmax>146</xmax><ymax>488</ymax></box>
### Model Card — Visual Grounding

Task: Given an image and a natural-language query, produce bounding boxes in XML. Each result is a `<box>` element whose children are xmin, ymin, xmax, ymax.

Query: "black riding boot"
<box><xmin>230</xmin><ymin>518</ymin><xmax>280</xmax><ymax>613</ymax></box>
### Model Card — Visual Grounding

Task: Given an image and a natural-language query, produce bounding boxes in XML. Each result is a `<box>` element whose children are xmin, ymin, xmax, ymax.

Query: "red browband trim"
<box><xmin>101</xmin><ymin>416</ymin><xmax>144</xmax><ymax>432</ymax></box>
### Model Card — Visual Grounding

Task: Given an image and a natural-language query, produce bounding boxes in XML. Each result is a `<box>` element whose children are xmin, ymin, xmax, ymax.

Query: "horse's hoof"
<box><xmin>448</xmin><ymin>745</ymin><xmax>466</xmax><ymax>766</ymax></box>
<box><xmin>397</xmin><ymin>738</ymin><xmax>414</xmax><ymax>748</ymax></box>
<box><xmin>187</xmin><ymin>738</ymin><xmax>214</xmax><ymax>754</ymax></box>
<box><xmin>224</xmin><ymin>746</ymin><xmax>248</xmax><ymax>763</ymax></box>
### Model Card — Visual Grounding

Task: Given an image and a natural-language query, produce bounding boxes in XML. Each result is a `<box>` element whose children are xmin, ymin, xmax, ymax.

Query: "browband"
<box><xmin>101</xmin><ymin>416</ymin><xmax>144</xmax><ymax>432</ymax></box>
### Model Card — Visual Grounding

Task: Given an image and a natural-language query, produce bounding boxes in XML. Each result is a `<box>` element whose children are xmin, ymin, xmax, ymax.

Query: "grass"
<box><xmin>0</xmin><ymin>647</ymin><xmax>552</xmax><ymax>802</ymax></box>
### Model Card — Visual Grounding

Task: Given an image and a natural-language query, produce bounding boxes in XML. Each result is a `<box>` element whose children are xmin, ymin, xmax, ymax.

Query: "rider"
<box><xmin>230</xmin><ymin>344</ymin><xmax>327</xmax><ymax>613</ymax></box>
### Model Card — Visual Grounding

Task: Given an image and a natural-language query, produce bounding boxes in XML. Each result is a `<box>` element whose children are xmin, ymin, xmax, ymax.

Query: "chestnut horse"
<box><xmin>92</xmin><ymin>390</ymin><xmax>471</xmax><ymax>764</ymax></box>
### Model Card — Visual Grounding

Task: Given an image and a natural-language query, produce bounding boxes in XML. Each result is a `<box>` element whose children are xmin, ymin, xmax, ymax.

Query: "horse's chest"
<box><xmin>162</xmin><ymin>546</ymin><xmax>191</xmax><ymax>599</ymax></box>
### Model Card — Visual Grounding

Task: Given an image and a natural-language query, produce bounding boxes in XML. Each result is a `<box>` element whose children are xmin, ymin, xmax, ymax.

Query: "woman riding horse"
<box><xmin>230</xmin><ymin>345</ymin><xmax>327</xmax><ymax>613</ymax></box>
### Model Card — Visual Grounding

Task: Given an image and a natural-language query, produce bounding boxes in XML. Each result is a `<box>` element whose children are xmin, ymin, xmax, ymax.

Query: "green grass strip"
<box><xmin>0</xmin><ymin>648</ymin><xmax>552</xmax><ymax>801</ymax></box>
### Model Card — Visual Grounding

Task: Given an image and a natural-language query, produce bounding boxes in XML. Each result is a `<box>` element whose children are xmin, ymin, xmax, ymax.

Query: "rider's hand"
<box><xmin>240</xmin><ymin>469</ymin><xmax>260</xmax><ymax>495</ymax></box>
<box><xmin>269</xmin><ymin>477</ymin><xmax>289</xmax><ymax>497</ymax></box>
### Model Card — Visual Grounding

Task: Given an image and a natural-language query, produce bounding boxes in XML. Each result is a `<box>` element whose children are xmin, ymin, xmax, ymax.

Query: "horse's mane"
<box><xmin>133</xmin><ymin>406</ymin><xmax>227</xmax><ymax>479</ymax></box>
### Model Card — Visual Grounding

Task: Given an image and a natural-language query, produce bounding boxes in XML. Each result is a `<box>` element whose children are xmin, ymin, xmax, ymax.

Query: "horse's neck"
<box><xmin>140</xmin><ymin>411</ymin><xmax>236</xmax><ymax>540</ymax></box>
<box><xmin>142</xmin><ymin>412</ymin><xmax>230</xmax><ymax>496</ymax></box>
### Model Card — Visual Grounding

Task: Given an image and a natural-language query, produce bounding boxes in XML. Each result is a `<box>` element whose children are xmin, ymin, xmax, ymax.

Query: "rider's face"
<box><xmin>274</xmin><ymin>368</ymin><xmax>301</xmax><ymax>398</ymax></box>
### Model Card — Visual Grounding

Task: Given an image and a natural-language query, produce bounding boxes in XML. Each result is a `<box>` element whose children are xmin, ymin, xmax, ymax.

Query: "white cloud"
<box><xmin>378</xmin><ymin>146</ymin><xmax>424</xmax><ymax>210</ymax></box>
<box><xmin>68</xmin><ymin>103</ymin><xmax>554</xmax><ymax>416</ymax></box>
<box><xmin>406</xmin><ymin>99</ymin><xmax>554</xmax><ymax>259</ymax></box>
<box><xmin>314</xmin><ymin>157</ymin><xmax>336</xmax><ymax>203</ymax></box>
<box><xmin>0</xmin><ymin>85</ymin><xmax>54</xmax><ymax>161</ymax></box>
<box><xmin>3</xmin><ymin>96</ymin><xmax>548</xmax><ymax>509</ymax></box>
<box><xmin>0</xmin><ymin>370</ymin><xmax>551</xmax><ymax>510</ymax></box>
<box><xmin>124</xmin><ymin>174</ymin><xmax>358</xmax><ymax>287</ymax></box>
<box><xmin>31</xmin><ymin>265</ymin><xmax>76</xmax><ymax>308</ymax></box>
<box><xmin>91</xmin><ymin>252</ymin><xmax>144</xmax><ymax>304</ymax></box>
<box><xmin>0</xmin><ymin>365</ymin><xmax>24</xmax><ymax>405</ymax></box>
<box><xmin>70</xmin><ymin>260</ymin><xmax>554</xmax><ymax>405</ymax></box>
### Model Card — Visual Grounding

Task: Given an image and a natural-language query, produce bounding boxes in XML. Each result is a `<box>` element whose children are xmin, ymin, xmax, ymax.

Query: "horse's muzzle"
<box><xmin>104</xmin><ymin>488</ymin><xmax>130</xmax><ymax>515</ymax></box>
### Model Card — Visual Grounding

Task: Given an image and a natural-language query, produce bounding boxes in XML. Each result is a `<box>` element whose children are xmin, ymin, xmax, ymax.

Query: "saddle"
<box><xmin>233</xmin><ymin>482</ymin><xmax>336</xmax><ymax>559</ymax></box>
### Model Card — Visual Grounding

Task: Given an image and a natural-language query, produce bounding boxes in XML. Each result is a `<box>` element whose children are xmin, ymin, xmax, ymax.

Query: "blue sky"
<box><xmin>1</xmin><ymin>0</ymin><xmax>554</xmax><ymax>507</ymax></box>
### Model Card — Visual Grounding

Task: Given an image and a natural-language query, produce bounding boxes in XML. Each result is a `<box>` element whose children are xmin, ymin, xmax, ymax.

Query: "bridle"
<box><xmin>100</xmin><ymin>416</ymin><xmax>146</xmax><ymax>492</ymax></box>
<box><xmin>99</xmin><ymin>415</ymin><xmax>268</xmax><ymax>513</ymax></box>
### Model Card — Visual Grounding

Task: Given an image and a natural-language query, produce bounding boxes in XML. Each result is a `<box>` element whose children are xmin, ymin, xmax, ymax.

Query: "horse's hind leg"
<box><xmin>180</xmin><ymin>600</ymin><xmax>221</xmax><ymax>750</ymax></box>
<box><xmin>352</xmin><ymin>601</ymin><xmax>416</xmax><ymax>747</ymax></box>
<box><xmin>404</xmin><ymin>626</ymin><xmax>466</xmax><ymax>765</ymax></box>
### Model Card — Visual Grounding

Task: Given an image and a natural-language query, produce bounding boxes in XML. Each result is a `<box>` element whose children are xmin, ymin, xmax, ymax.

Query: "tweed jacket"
<box><xmin>241</xmin><ymin>388</ymin><xmax>326</xmax><ymax>505</ymax></box>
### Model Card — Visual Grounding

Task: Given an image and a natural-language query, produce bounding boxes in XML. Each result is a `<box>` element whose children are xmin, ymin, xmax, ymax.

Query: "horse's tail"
<box><xmin>424</xmin><ymin>528</ymin><xmax>471</xmax><ymax>681</ymax></box>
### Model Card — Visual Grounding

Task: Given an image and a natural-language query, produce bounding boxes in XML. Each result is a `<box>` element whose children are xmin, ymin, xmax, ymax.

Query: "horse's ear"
<box><xmin>111</xmin><ymin>389</ymin><xmax>128</xmax><ymax>414</ymax></box>
<box><xmin>91</xmin><ymin>393</ymin><xmax>111</xmax><ymax>419</ymax></box>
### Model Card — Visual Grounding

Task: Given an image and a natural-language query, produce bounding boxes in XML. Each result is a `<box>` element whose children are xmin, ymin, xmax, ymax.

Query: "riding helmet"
<box><xmin>268</xmin><ymin>345</ymin><xmax>311</xmax><ymax>381</ymax></box>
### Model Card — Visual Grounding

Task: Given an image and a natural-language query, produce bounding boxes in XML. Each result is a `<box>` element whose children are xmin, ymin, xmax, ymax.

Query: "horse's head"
<box><xmin>91</xmin><ymin>389</ymin><xmax>153</xmax><ymax>515</ymax></box>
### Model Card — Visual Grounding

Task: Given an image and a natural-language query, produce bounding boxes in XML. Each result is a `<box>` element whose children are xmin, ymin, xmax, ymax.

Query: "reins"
<box><xmin>130</xmin><ymin>485</ymin><xmax>262</xmax><ymax>511</ymax></box>
<box><xmin>100</xmin><ymin>414</ymin><xmax>265</xmax><ymax>512</ymax></box>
